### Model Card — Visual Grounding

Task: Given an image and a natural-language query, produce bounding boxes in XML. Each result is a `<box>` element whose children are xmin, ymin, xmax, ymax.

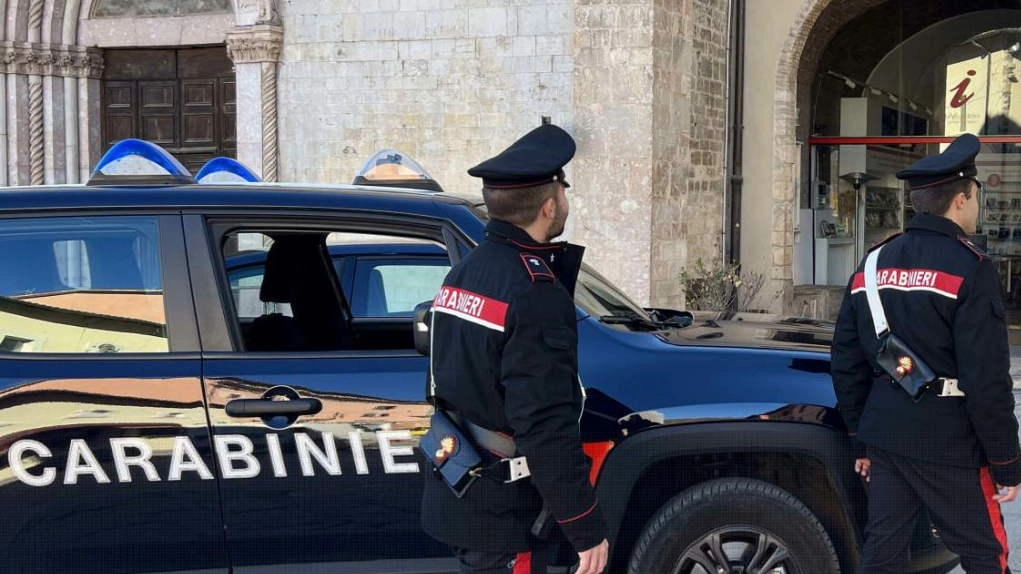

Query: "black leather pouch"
<box><xmin>876</xmin><ymin>333</ymin><xmax>936</xmax><ymax>400</ymax></box>
<box><xmin>418</xmin><ymin>410</ymin><xmax>483</xmax><ymax>498</ymax></box>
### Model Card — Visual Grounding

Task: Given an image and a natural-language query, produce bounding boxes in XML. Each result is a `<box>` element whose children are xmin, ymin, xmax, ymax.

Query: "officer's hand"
<box><xmin>855</xmin><ymin>458</ymin><xmax>871</xmax><ymax>482</ymax></box>
<box><xmin>576</xmin><ymin>539</ymin><xmax>608</xmax><ymax>574</ymax></box>
<box><xmin>994</xmin><ymin>484</ymin><xmax>1019</xmax><ymax>503</ymax></box>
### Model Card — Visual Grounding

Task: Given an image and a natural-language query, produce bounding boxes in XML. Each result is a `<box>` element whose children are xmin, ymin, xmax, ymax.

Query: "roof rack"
<box><xmin>87</xmin><ymin>139</ymin><xmax>196</xmax><ymax>186</ymax></box>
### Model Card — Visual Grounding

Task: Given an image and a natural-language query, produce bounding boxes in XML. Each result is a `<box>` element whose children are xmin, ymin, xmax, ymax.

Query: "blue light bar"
<box><xmin>87</xmin><ymin>139</ymin><xmax>195</xmax><ymax>186</ymax></box>
<box><xmin>196</xmin><ymin>157</ymin><xmax>261</xmax><ymax>184</ymax></box>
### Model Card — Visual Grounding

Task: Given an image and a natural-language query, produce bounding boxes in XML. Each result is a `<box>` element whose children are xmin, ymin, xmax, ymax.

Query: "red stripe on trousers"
<box><xmin>513</xmin><ymin>552</ymin><xmax>532</xmax><ymax>574</ymax></box>
<box><xmin>980</xmin><ymin>467</ymin><xmax>1011</xmax><ymax>574</ymax></box>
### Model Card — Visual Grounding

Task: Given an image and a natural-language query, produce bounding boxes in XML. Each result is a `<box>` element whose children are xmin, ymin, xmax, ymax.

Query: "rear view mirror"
<box><xmin>413</xmin><ymin>301</ymin><xmax>433</xmax><ymax>356</ymax></box>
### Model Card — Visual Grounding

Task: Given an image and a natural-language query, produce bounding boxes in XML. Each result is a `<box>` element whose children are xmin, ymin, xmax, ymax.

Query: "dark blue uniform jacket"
<box><xmin>421</xmin><ymin>219</ymin><xmax>606</xmax><ymax>554</ymax></box>
<box><xmin>832</xmin><ymin>214</ymin><xmax>1021</xmax><ymax>486</ymax></box>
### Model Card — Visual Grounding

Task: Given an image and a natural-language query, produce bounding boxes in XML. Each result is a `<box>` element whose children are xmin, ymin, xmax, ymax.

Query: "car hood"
<box><xmin>654</xmin><ymin>317</ymin><xmax>834</xmax><ymax>352</ymax></box>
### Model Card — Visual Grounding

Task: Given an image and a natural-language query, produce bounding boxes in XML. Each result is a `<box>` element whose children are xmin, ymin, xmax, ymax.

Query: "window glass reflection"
<box><xmin>0</xmin><ymin>217</ymin><xmax>168</xmax><ymax>353</ymax></box>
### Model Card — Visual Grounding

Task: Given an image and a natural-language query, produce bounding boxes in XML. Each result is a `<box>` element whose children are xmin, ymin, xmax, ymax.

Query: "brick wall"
<box><xmin>573</xmin><ymin>0</ymin><xmax>727</xmax><ymax>306</ymax></box>
<box><xmin>649</xmin><ymin>0</ymin><xmax>727</xmax><ymax>307</ymax></box>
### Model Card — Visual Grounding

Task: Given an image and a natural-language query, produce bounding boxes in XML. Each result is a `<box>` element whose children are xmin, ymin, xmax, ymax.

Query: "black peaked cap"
<box><xmin>468</xmin><ymin>124</ymin><xmax>576</xmax><ymax>189</ymax></box>
<box><xmin>896</xmin><ymin>133</ymin><xmax>980</xmax><ymax>189</ymax></box>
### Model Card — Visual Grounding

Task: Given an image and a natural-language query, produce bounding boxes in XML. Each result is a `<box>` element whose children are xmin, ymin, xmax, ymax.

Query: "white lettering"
<box><xmin>378</xmin><ymin>430</ymin><xmax>420</xmax><ymax>474</ymax></box>
<box><xmin>295</xmin><ymin>432</ymin><xmax>342</xmax><ymax>476</ymax></box>
<box><xmin>214</xmin><ymin>435</ymin><xmax>261</xmax><ymax>479</ymax></box>
<box><xmin>110</xmin><ymin>437</ymin><xmax>160</xmax><ymax>482</ymax></box>
<box><xmin>9</xmin><ymin>439</ymin><xmax>56</xmax><ymax>487</ymax></box>
<box><xmin>168</xmin><ymin>436</ymin><xmax>214</xmax><ymax>481</ymax></box>
<box><xmin>265</xmin><ymin>433</ymin><xmax>288</xmax><ymax>478</ymax></box>
<box><xmin>348</xmin><ymin>431</ymin><xmax>370</xmax><ymax>475</ymax></box>
<box><xmin>899</xmin><ymin>271</ymin><xmax>909</xmax><ymax>286</ymax></box>
<box><xmin>64</xmin><ymin>439</ymin><xmax>111</xmax><ymax>485</ymax></box>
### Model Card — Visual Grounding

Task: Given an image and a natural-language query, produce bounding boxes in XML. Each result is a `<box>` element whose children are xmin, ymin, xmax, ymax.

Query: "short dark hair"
<box><xmin>909</xmin><ymin>178</ymin><xmax>974</xmax><ymax>215</ymax></box>
<box><xmin>482</xmin><ymin>181</ymin><xmax>560</xmax><ymax>226</ymax></box>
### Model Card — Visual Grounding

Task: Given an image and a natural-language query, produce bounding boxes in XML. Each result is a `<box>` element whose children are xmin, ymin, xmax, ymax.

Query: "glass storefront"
<box><xmin>809</xmin><ymin>139</ymin><xmax>1021</xmax><ymax>305</ymax></box>
<box><xmin>803</xmin><ymin>6</ymin><xmax>1021</xmax><ymax>311</ymax></box>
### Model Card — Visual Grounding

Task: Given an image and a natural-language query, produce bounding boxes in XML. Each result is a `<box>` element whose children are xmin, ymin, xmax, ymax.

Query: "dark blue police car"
<box><xmin>0</xmin><ymin>141</ymin><xmax>956</xmax><ymax>574</ymax></box>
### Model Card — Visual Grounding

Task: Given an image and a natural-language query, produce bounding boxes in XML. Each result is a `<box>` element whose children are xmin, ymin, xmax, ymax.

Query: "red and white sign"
<box><xmin>433</xmin><ymin>286</ymin><xmax>509</xmax><ymax>332</ymax></box>
<box><xmin>851</xmin><ymin>268</ymin><xmax>964</xmax><ymax>300</ymax></box>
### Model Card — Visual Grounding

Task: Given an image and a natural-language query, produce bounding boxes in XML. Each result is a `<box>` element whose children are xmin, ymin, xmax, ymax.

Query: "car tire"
<box><xmin>627</xmin><ymin>477</ymin><xmax>840</xmax><ymax>574</ymax></box>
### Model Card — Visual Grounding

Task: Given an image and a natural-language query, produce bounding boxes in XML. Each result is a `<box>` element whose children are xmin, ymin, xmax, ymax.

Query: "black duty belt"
<box><xmin>455</xmin><ymin>415</ymin><xmax>531</xmax><ymax>483</ymax></box>
<box><xmin>880</xmin><ymin>375</ymin><xmax>965</xmax><ymax>397</ymax></box>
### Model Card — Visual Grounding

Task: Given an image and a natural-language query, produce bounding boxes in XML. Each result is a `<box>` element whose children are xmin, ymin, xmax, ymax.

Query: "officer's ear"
<box><xmin>540</xmin><ymin>196</ymin><xmax>557</xmax><ymax>220</ymax></box>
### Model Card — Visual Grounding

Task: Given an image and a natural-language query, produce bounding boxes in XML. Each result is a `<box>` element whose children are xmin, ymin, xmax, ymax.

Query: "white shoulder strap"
<box><xmin>864</xmin><ymin>245</ymin><xmax>889</xmax><ymax>337</ymax></box>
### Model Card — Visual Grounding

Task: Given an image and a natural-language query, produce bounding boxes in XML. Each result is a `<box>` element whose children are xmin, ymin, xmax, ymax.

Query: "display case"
<box><xmin>863</xmin><ymin>185</ymin><xmax>903</xmax><ymax>248</ymax></box>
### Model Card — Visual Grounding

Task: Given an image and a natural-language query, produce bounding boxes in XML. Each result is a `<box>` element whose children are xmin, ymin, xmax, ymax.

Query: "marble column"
<box><xmin>226</xmin><ymin>24</ymin><xmax>282</xmax><ymax>182</ymax></box>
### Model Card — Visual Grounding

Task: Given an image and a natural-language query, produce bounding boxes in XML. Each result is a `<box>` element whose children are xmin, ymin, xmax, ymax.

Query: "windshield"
<box><xmin>576</xmin><ymin>265</ymin><xmax>650</xmax><ymax>320</ymax></box>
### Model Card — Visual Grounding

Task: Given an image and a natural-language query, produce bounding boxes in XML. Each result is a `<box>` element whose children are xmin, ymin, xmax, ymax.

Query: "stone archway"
<box><xmin>770</xmin><ymin>0</ymin><xmax>887</xmax><ymax>313</ymax></box>
<box><xmin>0</xmin><ymin>0</ymin><xmax>282</xmax><ymax>186</ymax></box>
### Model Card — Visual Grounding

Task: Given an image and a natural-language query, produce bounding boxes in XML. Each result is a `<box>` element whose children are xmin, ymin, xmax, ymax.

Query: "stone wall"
<box><xmin>275</xmin><ymin>0</ymin><xmax>731</xmax><ymax>307</ymax></box>
<box><xmin>649</xmin><ymin>0</ymin><xmax>727</xmax><ymax>307</ymax></box>
<box><xmin>571</xmin><ymin>0</ymin><xmax>728</xmax><ymax>305</ymax></box>
<box><xmin>571</xmin><ymin>1</ymin><xmax>654</xmax><ymax>303</ymax></box>
<box><xmin>276</xmin><ymin>0</ymin><xmax>575</xmax><ymax>194</ymax></box>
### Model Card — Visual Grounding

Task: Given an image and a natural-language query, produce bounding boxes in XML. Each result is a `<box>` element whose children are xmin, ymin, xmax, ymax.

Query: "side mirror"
<box><xmin>413</xmin><ymin>301</ymin><xmax>433</xmax><ymax>356</ymax></box>
<box><xmin>645</xmin><ymin>307</ymin><xmax>694</xmax><ymax>328</ymax></box>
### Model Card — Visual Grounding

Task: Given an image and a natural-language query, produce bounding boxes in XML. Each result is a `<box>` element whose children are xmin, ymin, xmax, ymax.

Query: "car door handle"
<box><xmin>225</xmin><ymin>398</ymin><xmax>323</xmax><ymax>418</ymax></box>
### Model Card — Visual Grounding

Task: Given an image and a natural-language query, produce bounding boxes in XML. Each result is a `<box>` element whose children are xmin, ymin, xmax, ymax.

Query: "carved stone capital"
<box><xmin>72</xmin><ymin>47</ymin><xmax>105</xmax><ymax>79</ymax></box>
<box><xmin>226</xmin><ymin>24</ymin><xmax>283</xmax><ymax>64</ymax></box>
<box><xmin>0</xmin><ymin>43</ymin><xmax>103</xmax><ymax>78</ymax></box>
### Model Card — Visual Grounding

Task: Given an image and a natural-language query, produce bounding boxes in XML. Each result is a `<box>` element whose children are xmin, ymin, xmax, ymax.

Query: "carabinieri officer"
<box><xmin>832</xmin><ymin>133</ymin><xmax>1021</xmax><ymax>574</ymax></box>
<box><xmin>421</xmin><ymin>124</ymin><xmax>608</xmax><ymax>574</ymax></box>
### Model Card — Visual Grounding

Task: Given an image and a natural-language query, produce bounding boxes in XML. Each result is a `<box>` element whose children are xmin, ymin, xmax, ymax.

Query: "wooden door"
<box><xmin>102</xmin><ymin>48</ymin><xmax>236</xmax><ymax>174</ymax></box>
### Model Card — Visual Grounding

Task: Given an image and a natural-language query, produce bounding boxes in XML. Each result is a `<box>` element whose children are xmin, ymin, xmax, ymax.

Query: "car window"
<box><xmin>221</xmin><ymin>228</ymin><xmax>449</xmax><ymax>352</ymax></box>
<box><xmin>351</xmin><ymin>258</ymin><xmax>450</xmax><ymax>317</ymax></box>
<box><xmin>0</xmin><ymin>216</ymin><xmax>168</xmax><ymax>353</ymax></box>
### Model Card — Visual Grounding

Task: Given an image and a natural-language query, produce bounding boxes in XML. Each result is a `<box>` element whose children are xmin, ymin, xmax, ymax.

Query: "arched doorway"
<box><xmin>774</xmin><ymin>0</ymin><xmax>1021</xmax><ymax>319</ymax></box>
<box><xmin>0</xmin><ymin>0</ymin><xmax>281</xmax><ymax>185</ymax></box>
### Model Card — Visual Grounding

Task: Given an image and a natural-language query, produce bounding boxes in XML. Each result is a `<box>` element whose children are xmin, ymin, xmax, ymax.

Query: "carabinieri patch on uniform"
<box><xmin>519</xmin><ymin>253</ymin><xmax>555</xmax><ymax>282</ymax></box>
<box><xmin>433</xmin><ymin>286</ymin><xmax>510</xmax><ymax>332</ymax></box>
<box><xmin>850</xmin><ymin>268</ymin><xmax>964</xmax><ymax>300</ymax></box>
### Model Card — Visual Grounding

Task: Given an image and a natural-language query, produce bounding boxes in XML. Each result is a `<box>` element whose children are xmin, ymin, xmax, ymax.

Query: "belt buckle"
<box><xmin>504</xmin><ymin>456</ymin><xmax>531</xmax><ymax>483</ymax></box>
<box><xmin>937</xmin><ymin>378</ymin><xmax>964</xmax><ymax>397</ymax></box>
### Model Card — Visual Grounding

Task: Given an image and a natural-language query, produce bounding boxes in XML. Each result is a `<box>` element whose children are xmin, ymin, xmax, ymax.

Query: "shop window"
<box><xmin>0</xmin><ymin>217</ymin><xmax>168</xmax><ymax>353</ymax></box>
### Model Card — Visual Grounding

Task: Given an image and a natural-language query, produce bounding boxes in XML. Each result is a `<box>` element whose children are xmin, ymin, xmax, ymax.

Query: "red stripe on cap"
<box><xmin>433</xmin><ymin>286</ymin><xmax>509</xmax><ymax>331</ymax></box>
<box><xmin>980</xmin><ymin>467</ymin><xmax>1011</xmax><ymax>574</ymax></box>
<box><xmin>513</xmin><ymin>552</ymin><xmax>532</xmax><ymax>574</ymax></box>
<box><xmin>850</xmin><ymin>269</ymin><xmax>964</xmax><ymax>299</ymax></box>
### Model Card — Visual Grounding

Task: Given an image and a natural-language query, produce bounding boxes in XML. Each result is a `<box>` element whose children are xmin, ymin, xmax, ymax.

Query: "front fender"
<box><xmin>596</xmin><ymin>421</ymin><xmax>865</xmax><ymax>559</ymax></box>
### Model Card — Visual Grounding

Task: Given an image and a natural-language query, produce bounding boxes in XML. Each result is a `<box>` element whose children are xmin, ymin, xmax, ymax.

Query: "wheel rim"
<box><xmin>672</xmin><ymin>526</ymin><xmax>797</xmax><ymax>574</ymax></box>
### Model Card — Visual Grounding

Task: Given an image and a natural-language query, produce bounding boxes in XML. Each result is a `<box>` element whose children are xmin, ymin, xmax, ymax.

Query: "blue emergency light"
<box><xmin>195</xmin><ymin>157</ymin><xmax>261</xmax><ymax>184</ymax></box>
<box><xmin>87</xmin><ymin>139</ymin><xmax>195</xmax><ymax>186</ymax></box>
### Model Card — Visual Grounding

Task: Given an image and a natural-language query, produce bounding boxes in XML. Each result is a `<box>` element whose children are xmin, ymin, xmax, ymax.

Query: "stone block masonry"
<box><xmin>275</xmin><ymin>0</ymin><xmax>730</xmax><ymax>307</ymax></box>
